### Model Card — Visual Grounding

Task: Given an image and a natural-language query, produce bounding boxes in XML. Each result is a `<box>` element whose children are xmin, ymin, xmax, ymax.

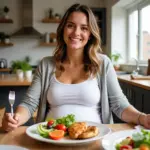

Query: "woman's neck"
<box><xmin>65</xmin><ymin>50</ymin><xmax>84</xmax><ymax>66</ymax></box>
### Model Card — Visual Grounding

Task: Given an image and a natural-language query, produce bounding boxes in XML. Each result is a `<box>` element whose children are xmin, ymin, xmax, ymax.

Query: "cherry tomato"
<box><xmin>120</xmin><ymin>145</ymin><xmax>133</xmax><ymax>150</ymax></box>
<box><xmin>49</xmin><ymin>130</ymin><xmax>64</xmax><ymax>140</ymax></box>
<box><xmin>55</xmin><ymin>124</ymin><xmax>67</xmax><ymax>132</ymax></box>
<box><xmin>47</xmin><ymin>120</ymin><xmax>54</xmax><ymax>126</ymax></box>
<box><xmin>140</xmin><ymin>144</ymin><xmax>150</xmax><ymax>150</ymax></box>
<box><xmin>47</xmin><ymin>120</ymin><xmax>54</xmax><ymax>129</ymax></box>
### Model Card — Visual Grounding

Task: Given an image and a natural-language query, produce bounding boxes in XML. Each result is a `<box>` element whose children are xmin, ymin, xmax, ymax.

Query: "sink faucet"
<box><xmin>132</xmin><ymin>58</ymin><xmax>140</xmax><ymax>75</ymax></box>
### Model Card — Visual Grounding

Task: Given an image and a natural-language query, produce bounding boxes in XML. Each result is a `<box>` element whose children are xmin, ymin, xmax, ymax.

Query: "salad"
<box><xmin>115</xmin><ymin>129</ymin><xmax>150</xmax><ymax>150</ymax></box>
<box><xmin>37</xmin><ymin>114</ymin><xmax>76</xmax><ymax>140</ymax></box>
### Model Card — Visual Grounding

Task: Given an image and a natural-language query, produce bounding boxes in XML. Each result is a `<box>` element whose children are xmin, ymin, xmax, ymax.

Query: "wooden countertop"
<box><xmin>0</xmin><ymin>74</ymin><xmax>150</xmax><ymax>90</ymax></box>
<box><xmin>0</xmin><ymin>123</ymin><xmax>135</xmax><ymax>150</ymax></box>
<box><xmin>0</xmin><ymin>74</ymin><xmax>31</xmax><ymax>86</ymax></box>
<box><xmin>118</xmin><ymin>75</ymin><xmax>150</xmax><ymax>90</ymax></box>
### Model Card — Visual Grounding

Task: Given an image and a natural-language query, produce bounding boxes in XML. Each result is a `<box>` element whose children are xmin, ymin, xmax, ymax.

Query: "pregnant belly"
<box><xmin>46</xmin><ymin>105</ymin><xmax>101</xmax><ymax>123</ymax></box>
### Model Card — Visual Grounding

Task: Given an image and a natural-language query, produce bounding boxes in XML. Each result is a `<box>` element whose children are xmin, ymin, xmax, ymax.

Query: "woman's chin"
<box><xmin>68</xmin><ymin>45</ymin><xmax>83</xmax><ymax>50</ymax></box>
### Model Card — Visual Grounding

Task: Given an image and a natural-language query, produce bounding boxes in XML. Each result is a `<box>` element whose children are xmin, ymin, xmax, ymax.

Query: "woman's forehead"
<box><xmin>67</xmin><ymin>11</ymin><xmax>89</xmax><ymax>25</ymax></box>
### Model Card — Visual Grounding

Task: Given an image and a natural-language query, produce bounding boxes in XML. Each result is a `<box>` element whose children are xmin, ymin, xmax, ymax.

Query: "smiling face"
<box><xmin>63</xmin><ymin>11</ymin><xmax>91</xmax><ymax>52</ymax></box>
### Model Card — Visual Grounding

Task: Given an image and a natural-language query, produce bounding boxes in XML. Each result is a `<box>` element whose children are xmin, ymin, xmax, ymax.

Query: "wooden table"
<box><xmin>0</xmin><ymin>124</ymin><xmax>135</xmax><ymax>150</ymax></box>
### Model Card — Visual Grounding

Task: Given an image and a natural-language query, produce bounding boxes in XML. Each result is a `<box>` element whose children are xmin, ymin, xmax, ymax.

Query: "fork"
<box><xmin>8</xmin><ymin>91</ymin><xmax>15</xmax><ymax>117</ymax></box>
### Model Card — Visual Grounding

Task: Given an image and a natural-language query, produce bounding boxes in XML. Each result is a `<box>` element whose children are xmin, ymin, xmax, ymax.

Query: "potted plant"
<box><xmin>11</xmin><ymin>56</ymin><xmax>32</xmax><ymax>80</ymax></box>
<box><xmin>21</xmin><ymin>61</ymin><xmax>32</xmax><ymax>79</ymax></box>
<box><xmin>11</xmin><ymin>60</ymin><xmax>24</xmax><ymax>79</ymax></box>
<box><xmin>110</xmin><ymin>53</ymin><xmax>122</xmax><ymax>71</ymax></box>
<box><xmin>11</xmin><ymin>60</ymin><xmax>23</xmax><ymax>73</ymax></box>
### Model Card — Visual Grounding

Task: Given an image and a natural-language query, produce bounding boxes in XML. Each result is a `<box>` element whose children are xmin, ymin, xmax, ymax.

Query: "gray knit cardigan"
<box><xmin>19</xmin><ymin>54</ymin><xmax>130</xmax><ymax>124</ymax></box>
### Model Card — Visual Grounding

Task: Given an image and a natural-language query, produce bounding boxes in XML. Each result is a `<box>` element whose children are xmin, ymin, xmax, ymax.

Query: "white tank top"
<box><xmin>46</xmin><ymin>74</ymin><xmax>101</xmax><ymax>123</ymax></box>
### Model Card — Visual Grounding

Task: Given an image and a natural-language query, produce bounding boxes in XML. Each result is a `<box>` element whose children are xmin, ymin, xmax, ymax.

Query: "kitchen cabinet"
<box><xmin>0</xmin><ymin>86</ymin><xmax>34</xmax><ymax>125</ymax></box>
<box><xmin>119</xmin><ymin>80</ymin><xmax>150</xmax><ymax>113</ymax></box>
<box><xmin>91</xmin><ymin>8</ymin><xmax>106</xmax><ymax>45</ymax></box>
<box><xmin>113</xmin><ymin>77</ymin><xmax>150</xmax><ymax>123</ymax></box>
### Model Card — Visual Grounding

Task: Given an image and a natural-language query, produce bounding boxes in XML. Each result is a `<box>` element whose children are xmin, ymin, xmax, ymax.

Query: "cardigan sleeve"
<box><xmin>18</xmin><ymin>60</ymin><xmax>43</xmax><ymax>117</ymax></box>
<box><xmin>105</xmin><ymin>56</ymin><xmax>130</xmax><ymax>119</ymax></box>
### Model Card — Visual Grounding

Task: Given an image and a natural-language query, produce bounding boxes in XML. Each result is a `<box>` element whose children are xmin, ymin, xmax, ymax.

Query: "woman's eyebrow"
<box><xmin>66</xmin><ymin>21</ymin><xmax>88</xmax><ymax>26</ymax></box>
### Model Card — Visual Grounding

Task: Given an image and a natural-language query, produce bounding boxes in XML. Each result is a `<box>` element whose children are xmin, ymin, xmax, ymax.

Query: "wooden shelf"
<box><xmin>40</xmin><ymin>42</ymin><xmax>57</xmax><ymax>46</ymax></box>
<box><xmin>42</xmin><ymin>18</ymin><xmax>61</xmax><ymax>23</ymax></box>
<box><xmin>0</xmin><ymin>18</ymin><xmax>13</xmax><ymax>23</ymax></box>
<box><xmin>0</xmin><ymin>43</ymin><xmax>14</xmax><ymax>46</ymax></box>
<box><xmin>0</xmin><ymin>68</ymin><xmax>11</xmax><ymax>72</ymax></box>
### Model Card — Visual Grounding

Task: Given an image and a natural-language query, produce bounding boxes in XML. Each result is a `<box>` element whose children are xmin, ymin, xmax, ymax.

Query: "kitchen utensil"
<box><xmin>0</xmin><ymin>58</ymin><xmax>7</xmax><ymax>68</ymax></box>
<box><xmin>8</xmin><ymin>91</ymin><xmax>15</xmax><ymax>116</ymax></box>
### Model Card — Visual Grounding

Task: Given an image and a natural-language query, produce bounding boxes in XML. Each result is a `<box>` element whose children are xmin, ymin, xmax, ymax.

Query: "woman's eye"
<box><xmin>67</xmin><ymin>24</ymin><xmax>73</xmax><ymax>28</ymax></box>
<box><xmin>81</xmin><ymin>27</ymin><xmax>88</xmax><ymax>31</ymax></box>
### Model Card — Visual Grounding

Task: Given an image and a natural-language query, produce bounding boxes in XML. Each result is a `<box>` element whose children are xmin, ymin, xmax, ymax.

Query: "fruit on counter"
<box><xmin>49</xmin><ymin>130</ymin><xmax>65</xmax><ymax>140</ymax></box>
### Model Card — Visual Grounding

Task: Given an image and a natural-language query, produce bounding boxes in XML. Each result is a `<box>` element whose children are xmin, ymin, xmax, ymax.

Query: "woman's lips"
<box><xmin>69</xmin><ymin>37</ymin><xmax>82</xmax><ymax>42</ymax></box>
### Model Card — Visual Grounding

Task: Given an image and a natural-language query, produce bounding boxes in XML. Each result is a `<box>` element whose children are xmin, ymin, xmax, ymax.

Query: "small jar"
<box><xmin>5</xmin><ymin>38</ymin><xmax>10</xmax><ymax>44</ymax></box>
<box><xmin>45</xmin><ymin>32</ymin><xmax>50</xmax><ymax>43</ymax></box>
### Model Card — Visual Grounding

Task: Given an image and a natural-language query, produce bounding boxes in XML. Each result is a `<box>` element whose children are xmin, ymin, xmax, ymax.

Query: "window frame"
<box><xmin>127</xmin><ymin>0</ymin><xmax>150</xmax><ymax>64</ymax></box>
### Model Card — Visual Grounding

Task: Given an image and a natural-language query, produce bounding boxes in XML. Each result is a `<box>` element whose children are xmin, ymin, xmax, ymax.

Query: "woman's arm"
<box><xmin>15</xmin><ymin>106</ymin><xmax>31</xmax><ymax>126</ymax></box>
<box><xmin>2</xmin><ymin>106</ymin><xmax>30</xmax><ymax>131</ymax></box>
<box><xmin>121</xmin><ymin>105</ymin><xmax>146</xmax><ymax>124</ymax></box>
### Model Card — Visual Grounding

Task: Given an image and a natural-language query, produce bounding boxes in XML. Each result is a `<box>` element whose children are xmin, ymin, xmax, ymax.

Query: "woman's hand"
<box><xmin>140</xmin><ymin>114</ymin><xmax>150</xmax><ymax>129</ymax></box>
<box><xmin>2</xmin><ymin>113</ymin><xmax>20</xmax><ymax>132</ymax></box>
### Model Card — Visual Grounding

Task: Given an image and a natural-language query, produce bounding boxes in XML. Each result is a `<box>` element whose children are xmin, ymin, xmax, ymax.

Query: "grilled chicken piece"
<box><xmin>68</xmin><ymin>122</ymin><xmax>87</xmax><ymax>139</ymax></box>
<box><xmin>78</xmin><ymin>126</ymin><xmax>99</xmax><ymax>139</ymax></box>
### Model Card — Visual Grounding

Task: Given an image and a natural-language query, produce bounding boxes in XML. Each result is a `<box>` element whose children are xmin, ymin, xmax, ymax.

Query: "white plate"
<box><xmin>0</xmin><ymin>145</ymin><xmax>28</xmax><ymax>150</ymax></box>
<box><xmin>26</xmin><ymin>121</ymin><xmax>111</xmax><ymax>146</ymax></box>
<box><xmin>102</xmin><ymin>129</ymin><xmax>139</xmax><ymax>150</ymax></box>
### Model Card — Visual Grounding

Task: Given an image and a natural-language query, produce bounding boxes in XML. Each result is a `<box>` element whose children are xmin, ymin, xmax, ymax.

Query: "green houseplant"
<box><xmin>11</xmin><ymin>60</ymin><xmax>23</xmax><ymax>73</ymax></box>
<box><xmin>11</xmin><ymin>57</ymin><xmax>32</xmax><ymax>80</ymax></box>
<box><xmin>110</xmin><ymin>53</ymin><xmax>122</xmax><ymax>71</ymax></box>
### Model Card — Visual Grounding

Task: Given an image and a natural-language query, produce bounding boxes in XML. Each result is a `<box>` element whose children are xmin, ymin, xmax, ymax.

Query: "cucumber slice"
<box><xmin>37</xmin><ymin>124</ymin><xmax>53</xmax><ymax>136</ymax></box>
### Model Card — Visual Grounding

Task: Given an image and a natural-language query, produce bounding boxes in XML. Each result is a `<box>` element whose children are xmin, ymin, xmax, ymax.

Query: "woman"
<box><xmin>2</xmin><ymin>3</ymin><xmax>150</xmax><ymax>131</ymax></box>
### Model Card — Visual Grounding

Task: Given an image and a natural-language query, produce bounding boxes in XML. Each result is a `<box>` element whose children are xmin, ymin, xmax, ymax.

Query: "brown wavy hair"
<box><xmin>53</xmin><ymin>3</ymin><xmax>103</xmax><ymax>77</ymax></box>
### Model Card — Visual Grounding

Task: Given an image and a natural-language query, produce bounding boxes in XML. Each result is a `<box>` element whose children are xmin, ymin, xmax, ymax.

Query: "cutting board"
<box><xmin>130</xmin><ymin>74</ymin><xmax>150</xmax><ymax>80</ymax></box>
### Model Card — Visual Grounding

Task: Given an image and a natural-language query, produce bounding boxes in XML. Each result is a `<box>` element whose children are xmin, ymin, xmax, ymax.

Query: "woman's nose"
<box><xmin>73</xmin><ymin>27</ymin><xmax>80</xmax><ymax>35</ymax></box>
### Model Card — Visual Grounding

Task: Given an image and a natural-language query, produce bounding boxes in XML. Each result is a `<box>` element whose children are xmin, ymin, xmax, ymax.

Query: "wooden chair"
<box><xmin>0</xmin><ymin>107</ymin><xmax>5</xmax><ymax>126</ymax></box>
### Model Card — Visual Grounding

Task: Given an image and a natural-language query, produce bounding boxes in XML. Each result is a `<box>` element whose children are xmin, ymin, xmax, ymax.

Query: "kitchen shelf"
<box><xmin>0</xmin><ymin>68</ymin><xmax>11</xmax><ymax>72</ymax></box>
<box><xmin>42</xmin><ymin>18</ymin><xmax>61</xmax><ymax>23</ymax></box>
<box><xmin>40</xmin><ymin>42</ymin><xmax>57</xmax><ymax>46</ymax></box>
<box><xmin>0</xmin><ymin>18</ymin><xmax>13</xmax><ymax>23</ymax></box>
<box><xmin>0</xmin><ymin>43</ymin><xmax>14</xmax><ymax>46</ymax></box>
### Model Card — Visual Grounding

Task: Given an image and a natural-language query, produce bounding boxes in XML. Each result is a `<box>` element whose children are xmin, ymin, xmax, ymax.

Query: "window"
<box><xmin>128</xmin><ymin>1</ymin><xmax>150</xmax><ymax>62</ymax></box>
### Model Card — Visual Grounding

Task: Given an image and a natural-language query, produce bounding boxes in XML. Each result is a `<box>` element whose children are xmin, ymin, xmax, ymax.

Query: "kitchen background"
<box><xmin>0</xmin><ymin>0</ymin><xmax>112</xmax><ymax>67</ymax></box>
<box><xmin>0</xmin><ymin>0</ymin><xmax>149</xmax><ymax>125</ymax></box>
<box><xmin>0</xmin><ymin>0</ymin><xmax>149</xmax><ymax>75</ymax></box>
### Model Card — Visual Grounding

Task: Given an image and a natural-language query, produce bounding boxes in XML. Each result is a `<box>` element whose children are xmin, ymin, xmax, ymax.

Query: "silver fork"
<box><xmin>8</xmin><ymin>91</ymin><xmax>15</xmax><ymax>116</ymax></box>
